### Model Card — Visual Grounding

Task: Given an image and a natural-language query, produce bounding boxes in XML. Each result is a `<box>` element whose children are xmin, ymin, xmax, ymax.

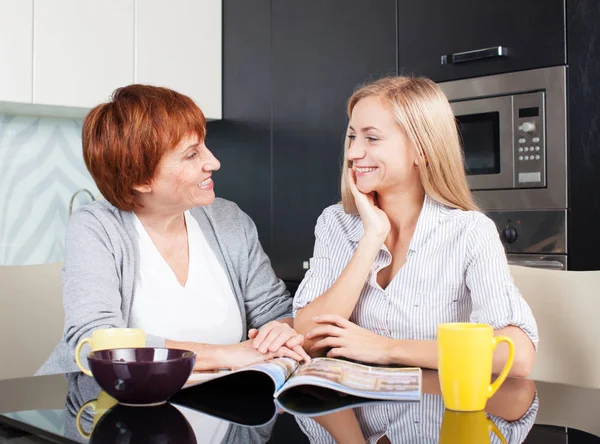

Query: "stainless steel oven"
<box><xmin>439</xmin><ymin>67</ymin><xmax>569</xmax><ymax>269</ymax></box>
<box><xmin>486</xmin><ymin>209</ymin><xmax>567</xmax><ymax>270</ymax></box>
<box><xmin>439</xmin><ymin>66</ymin><xmax>567</xmax><ymax>211</ymax></box>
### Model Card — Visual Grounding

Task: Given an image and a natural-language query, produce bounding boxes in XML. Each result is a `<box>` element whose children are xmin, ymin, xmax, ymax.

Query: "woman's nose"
<box><xmin>347</xmin><ymin>140</ymin><xmax>366</xmax><ymax>160</ymax></box>
<box><xmin>204</xmin><ymin>147</ymin><xmax>221</xmax><ymax>171</ymax></box>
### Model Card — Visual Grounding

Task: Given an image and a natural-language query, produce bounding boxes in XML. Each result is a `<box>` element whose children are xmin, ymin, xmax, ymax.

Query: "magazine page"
<box><xmin>185</xmin><ymin>357</ymin><xmax>301</xmax><ymax>392</ymax></box>
<box><xmin>273</xmin><ymin>358</ymin><xmax>422</xmax><ymax>401</ymax></box>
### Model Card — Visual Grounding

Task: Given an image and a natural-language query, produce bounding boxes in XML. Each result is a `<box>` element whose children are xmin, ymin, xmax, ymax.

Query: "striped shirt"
<box><xmin>293</xmin><ymin>195</ymin><xmax>538</xmax><ymax>348</ymax></box>
<box><xmin>295</xmin><ymin>392</ymin><xmax>539</xmax><ymax>443</ymax></box>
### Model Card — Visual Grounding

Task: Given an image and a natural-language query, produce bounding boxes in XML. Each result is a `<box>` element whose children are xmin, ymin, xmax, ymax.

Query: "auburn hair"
<box><xmin>82</xmin><ymin>84</ymin><xmax>207</xmax><ymax>211</ymax></box>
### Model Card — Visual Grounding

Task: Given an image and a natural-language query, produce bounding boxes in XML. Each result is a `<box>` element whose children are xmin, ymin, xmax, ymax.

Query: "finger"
<box><xmin>326</xmin><ymin>347</ymin><xmax>348</xmax><ymax>359</ymax></box>
<box><xmin>248</xmin><ymin>328</ymin><xmax>259</xmax><ymax>339</ymax></box>
<box><xmin>292</xmin><ymin>344</ymin><xmax>312</xmax><ymax>362</ymax></box>
<box><xmin>311</xmin><ymin>337</ymin><xmax>344</xmax><ymax>352</ymax></box>
<box><xmin>276</xmin><ymin>347</ymin><xmax>304</xmax><ymax>362</ymax></box>
<box><xmin>252</xmin><ymin>326</ymin><xmax>272</xmax><ymax>349</ymax></box>
<box><xmin>285</xmin><ymin>334</ymin><xmax>304</xmax><ymax>348</ymax></box>
<box><xmin>258</xmin><ymin>328</ymin><xmax>285</xmax><ymax>353</ymax></box>
<box><xmin>348</xmin><ymin>168</ymin><xmax>375</xmax><ymax>205</ymax></box>
<box><xmin>347</xmin><ymin>168</ymin><xmax>360</xmax><ymax>196</ymax></box>
<box><xmin>306</xmin><ymin>325</ymin><xmax>344</xmax><ymax>339</ymax></box>
<box><xmin>312</xmin><ymin>314</ymin><xmax>352</xmax><ymax>329</ymax></box>
<box><xmin>268</xmin><ymin>330</ymin><xmax>294</xmax><ymax>352</ymax></box>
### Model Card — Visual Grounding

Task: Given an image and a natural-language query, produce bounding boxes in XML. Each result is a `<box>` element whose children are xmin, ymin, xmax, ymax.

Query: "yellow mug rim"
<box><xmin>438</xmin><ymin>322</ymin><xmax>493</xmax><ymax>331</ymax></box>
<box><xmin>91</xmin><ymin>328</ymin><xmax>144</xmax><ymax>337</ymax></box>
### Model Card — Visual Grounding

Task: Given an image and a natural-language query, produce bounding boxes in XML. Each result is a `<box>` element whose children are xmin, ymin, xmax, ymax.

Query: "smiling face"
<box><xmin>135</xmin><ymin>134</ymin><xmax>221</xmax><ymax>212</ymax></box>
<box><xmin>346</xmin><ymin>95</ymin><xmax>421</xmax><ymax>196</ymax></box>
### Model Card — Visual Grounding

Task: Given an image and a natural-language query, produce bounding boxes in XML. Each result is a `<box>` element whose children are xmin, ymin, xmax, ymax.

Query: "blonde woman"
<box><xmin>293</xmin><ymin>76</ymin><xmax>538</xmax><ymax>378</ymax></box>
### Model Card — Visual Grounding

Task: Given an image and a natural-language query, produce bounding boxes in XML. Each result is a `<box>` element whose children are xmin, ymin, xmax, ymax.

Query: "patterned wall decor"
<box><xmin>0</xmin><ymin>114</ymin><xmax>98</xmax><ymax>266</ymax></box>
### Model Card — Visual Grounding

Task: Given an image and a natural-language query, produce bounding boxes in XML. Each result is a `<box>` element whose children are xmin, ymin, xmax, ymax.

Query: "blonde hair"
<box><xmin>341</xmin><ymin>76</ymin><xmax>478</xmax><ymax>213</ymax></box>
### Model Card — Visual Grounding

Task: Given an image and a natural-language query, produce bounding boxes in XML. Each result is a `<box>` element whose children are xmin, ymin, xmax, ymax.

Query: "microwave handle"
<box><xmin>441</xmin><ymin>46</ymin><xmax>508</xmax><ymax>65</ymax></box>
<box><xmin>507</xmin><ymin>259</ymin><xmax>565</xmax><ymax>270</ymax></box>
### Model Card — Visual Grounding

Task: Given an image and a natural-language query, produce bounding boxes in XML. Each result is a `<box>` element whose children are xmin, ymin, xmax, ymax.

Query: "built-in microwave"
<box><xmin>439</xmin><ymin>66</ymin><xmax>568</xmax><ymax>212</ymax></box>
<box><xmin>453</xmin><ymin>91</ymin><xmax>546</xmax><ymax>190</ymax></box>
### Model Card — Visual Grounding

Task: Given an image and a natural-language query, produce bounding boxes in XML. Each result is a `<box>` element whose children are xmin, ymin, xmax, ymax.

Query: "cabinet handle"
<box><xmin>441</xmin><ymin>46</ymin><xmax>508</xmax><ymax>65</ymax></box>
<box><xmin>507</xmin><ymin>259</ymin><xmax>564</xmax><ymax>270</ymax></box>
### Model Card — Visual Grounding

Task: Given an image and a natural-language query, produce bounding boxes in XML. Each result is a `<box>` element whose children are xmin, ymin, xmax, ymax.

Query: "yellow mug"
<box><xmin>439</xmin><ymin>409</ymin><xmax>507</xmax><ymax>444</ymax></box>
<box><xmin>75</xmin><ymin>391</ymin><xmax>118</xmax><ymax>439</ymax></box>
<box><xmin>438</xmin><ymin>323</ymin><xmax>514</xmax><ymax>412</ymax></box>
<box><xmin>75</xmin><ymin>328</ymin><xmax>146</xmax><ymax>377</ymax></box>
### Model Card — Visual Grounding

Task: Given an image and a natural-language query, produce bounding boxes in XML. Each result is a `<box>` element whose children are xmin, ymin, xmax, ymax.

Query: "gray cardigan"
<box><xmin>37</xmin><ymin>198</ymin><xmax>292</xmax><ymax>375</ymax></box>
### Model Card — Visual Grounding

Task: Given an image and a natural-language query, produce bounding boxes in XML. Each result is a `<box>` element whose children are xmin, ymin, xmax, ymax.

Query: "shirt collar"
<box><xmin>346</xmin><ymin>194</ymin><xmax>442</xmax><ymax>253</ymax></box>
<box><xmin>407</xmin><ymin>194</ymin><xmax>441</xmax><ymax>253</ymax></box>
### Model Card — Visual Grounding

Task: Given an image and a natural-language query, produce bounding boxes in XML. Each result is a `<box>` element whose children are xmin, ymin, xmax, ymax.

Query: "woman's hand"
<box><xmin>218</xmin><ymin>340</ymin><xmax>307</xmax><ymax>370</ymax></box>
<box><xmin>249</xmin><ymin>320</ymin><xmax>311</xmax><ymax>362</ymax></box>
<box><xmin>348</xmin><ymin>168</ymin><xmax>390</xmax><ymax>243</ymax></box>
<box><xmin>306</xmin><ymin>314</ymin><xmax>394</xmax><ymax>365</ymax></box>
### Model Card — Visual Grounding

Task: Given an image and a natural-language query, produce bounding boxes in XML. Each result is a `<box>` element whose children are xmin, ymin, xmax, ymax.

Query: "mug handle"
<box><xmin>488</xmin><ymin>335</ymin><xmax>515</xmax><ymax>398</ymax></box>
<box><xmin>75</xmin><ymin>338</ymin><xmax>93</xmax><ymax>377</ymax></box>
<box><xmin>488</xmin><ymin>418</ymin><xmax>508</xmax><ymax>444</ymax></box>
<box><xmin>75</xmin><ymin>400</ymin><xmax>96</xmax><ymax>439</ymax></box>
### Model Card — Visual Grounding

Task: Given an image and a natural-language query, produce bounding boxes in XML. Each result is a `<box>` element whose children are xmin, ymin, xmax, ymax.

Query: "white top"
<box><xmin>130</xmin><ymin>211</ymin><xmax>243</xmax><ymax>345</ymax></box>
<box><xmin>293</xmin><ymin>195</ymin><xmax>538</xmax><ymax>348</ymax></box>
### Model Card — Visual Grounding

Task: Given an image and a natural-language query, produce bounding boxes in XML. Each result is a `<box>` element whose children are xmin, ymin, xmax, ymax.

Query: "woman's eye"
<box><xmin>366</xmin><ymin>136</ymin><xmax>378</xmax><ymax>142</ymax></box>
<box><xmin>186</xmin><ymin>152</ymin><xmax>198</xmax><ymax>160</ymax></box>
<box><xmin>347</xmin><ymin>134</ymin><xmax>356</xmax><ymax>141</ymax></box>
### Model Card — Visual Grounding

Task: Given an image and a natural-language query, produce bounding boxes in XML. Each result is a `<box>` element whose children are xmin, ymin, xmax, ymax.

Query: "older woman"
<box><xmin>38</xmin><ymin>85</ymin><xmax>309</xmax><ymax>375</ymax></box>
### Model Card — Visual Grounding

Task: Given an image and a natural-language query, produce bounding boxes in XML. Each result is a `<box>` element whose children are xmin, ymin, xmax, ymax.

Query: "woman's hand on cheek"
<box><xmin>306</xmin><ymin>314</ymin><xmax>394</xmax><ymax>365</ymax></box>
<box><xmin>249</xmin><ymin>321</ymin><xmax>311</xmax><ymax>362</ymax></box>
<box><xmin>347</xmin><ymin>168</ymin><xmax>390</xmax><ymax>242</ymax></box>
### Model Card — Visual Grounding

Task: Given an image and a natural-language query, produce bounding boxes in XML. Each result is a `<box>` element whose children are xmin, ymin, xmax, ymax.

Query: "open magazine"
<box><xmin>185</xmin><ymin>357</ymin><xmax>422</xmax><ymax>404</ymax></box>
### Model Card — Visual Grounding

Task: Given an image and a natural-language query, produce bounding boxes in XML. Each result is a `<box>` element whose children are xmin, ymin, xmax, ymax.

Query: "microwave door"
<box><xmin>452</xmin><ymin>96</ymin><xmax>514</xmax><ymax>191</ymax></box>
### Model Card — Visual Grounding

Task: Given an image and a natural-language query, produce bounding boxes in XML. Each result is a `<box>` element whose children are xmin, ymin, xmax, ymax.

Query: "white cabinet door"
<box><xmin>136</xmin><ymin>0</ymin><xmax>222</xmax><ymax>120</ymax></box>
<box><xmin>0</xmin><ymin>0</ymin><xmax>33</xmax><ymax>103</ymax></box>
<box><xmin>33</xmin><ymin>0</ymin><xmax>134</xmax><ymax>109</ymax></box>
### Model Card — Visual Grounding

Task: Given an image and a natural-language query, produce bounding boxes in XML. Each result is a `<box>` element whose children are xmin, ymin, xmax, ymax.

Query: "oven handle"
<box><xmin>441</xmin><ymin>46</ymin><xmax>508</xmax><ymax>65</ymax></box>
<box><xmin>507</xmin><ymin>259</ymin><xmax>565</xmax><ymax>270</ymax></box>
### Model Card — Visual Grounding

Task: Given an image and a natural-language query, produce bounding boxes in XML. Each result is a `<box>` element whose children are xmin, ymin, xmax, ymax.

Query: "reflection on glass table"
<box><xmin>2</xmin><ymin>369</ymin><xmax>600</xmax><ymax>443</ymax></box>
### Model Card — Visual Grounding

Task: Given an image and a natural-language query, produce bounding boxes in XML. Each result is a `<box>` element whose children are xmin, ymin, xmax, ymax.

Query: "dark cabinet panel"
<box><xmin>207</xmin><ymin>0</ymin><xmax>273</xmax><ymax>255</ymax></box>
<box><xmin>271</xmin><ymin>1</ymin><xmax>397</xmax><ymax>281</ymax></box>
<box><xmin>566</xmin><ymin>0</ymin><xmax>600</xmax><ymax>270</ymax></box>
<box><xmin>398</xmin><ymin>0</ymin><xmax>566</xmax><ymax>82</ymax></box>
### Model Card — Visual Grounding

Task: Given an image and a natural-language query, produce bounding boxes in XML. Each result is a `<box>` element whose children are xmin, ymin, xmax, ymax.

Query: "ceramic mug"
<box><xmin>75</xmin><ymin>328</ymin><xmax>146</xmax><ymax>376</ymax></box>
<box><xmin>438</xmin><ymin>323</ymin><xmax>515</xmax><ymax>412</ymax></box>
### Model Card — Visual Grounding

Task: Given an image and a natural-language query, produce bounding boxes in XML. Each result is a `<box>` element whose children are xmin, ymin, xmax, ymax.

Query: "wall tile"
<box><xmin>0</xmin><ymin>114</ymin><xmax>98</xmax><ymax>265</ymax></box>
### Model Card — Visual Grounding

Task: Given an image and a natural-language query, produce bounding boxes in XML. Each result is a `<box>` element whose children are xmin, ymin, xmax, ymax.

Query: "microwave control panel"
<box><xmin>513</xmin><ymin>92</ymin><xmax>546</xmax><ymax>188</ymax></box>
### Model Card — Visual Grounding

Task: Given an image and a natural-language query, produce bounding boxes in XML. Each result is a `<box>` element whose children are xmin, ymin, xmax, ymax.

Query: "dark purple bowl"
<box><xmin>87</xmin><ymin>347</ymin><xmax>195</xmax><ymax>406</ymax></box>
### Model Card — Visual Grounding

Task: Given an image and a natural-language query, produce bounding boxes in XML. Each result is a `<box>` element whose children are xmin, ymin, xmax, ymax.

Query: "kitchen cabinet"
<box><xmin>33</xmin><ymin>0</ymin><xmax>134</xmax><ymax>109</ymax></box>
<box><xmin>271</xmin><ymin>1</ymin><xmax>397</xmax><ymax>281</ymax></box>
<box><xmin>135</xmin><ymin>0</ymin><xmax>222</xmax><ymax>120</ymax></box>
<box><xmin>205</xmin><ymin>0</ymin><xmax>272</xmax><ymax>252</ymax></box>
<box><xmin>0</xmin><ymin>0</ymin><xmax>221</xmax><ymax>119</ymax></box>
<box><xmin>0</xmin><ymin>0</ymin><xmax>32</xmax><ymax>104</ymax></box>
<box><xmin>397</xmin><ymin>0</ymin><xmax>566</xmax><ymax>82</ymax></box>
<box><xmin>566</xmin><ymin>0</ymin><xmax>600</xmax><ymax>270</ymax></box>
